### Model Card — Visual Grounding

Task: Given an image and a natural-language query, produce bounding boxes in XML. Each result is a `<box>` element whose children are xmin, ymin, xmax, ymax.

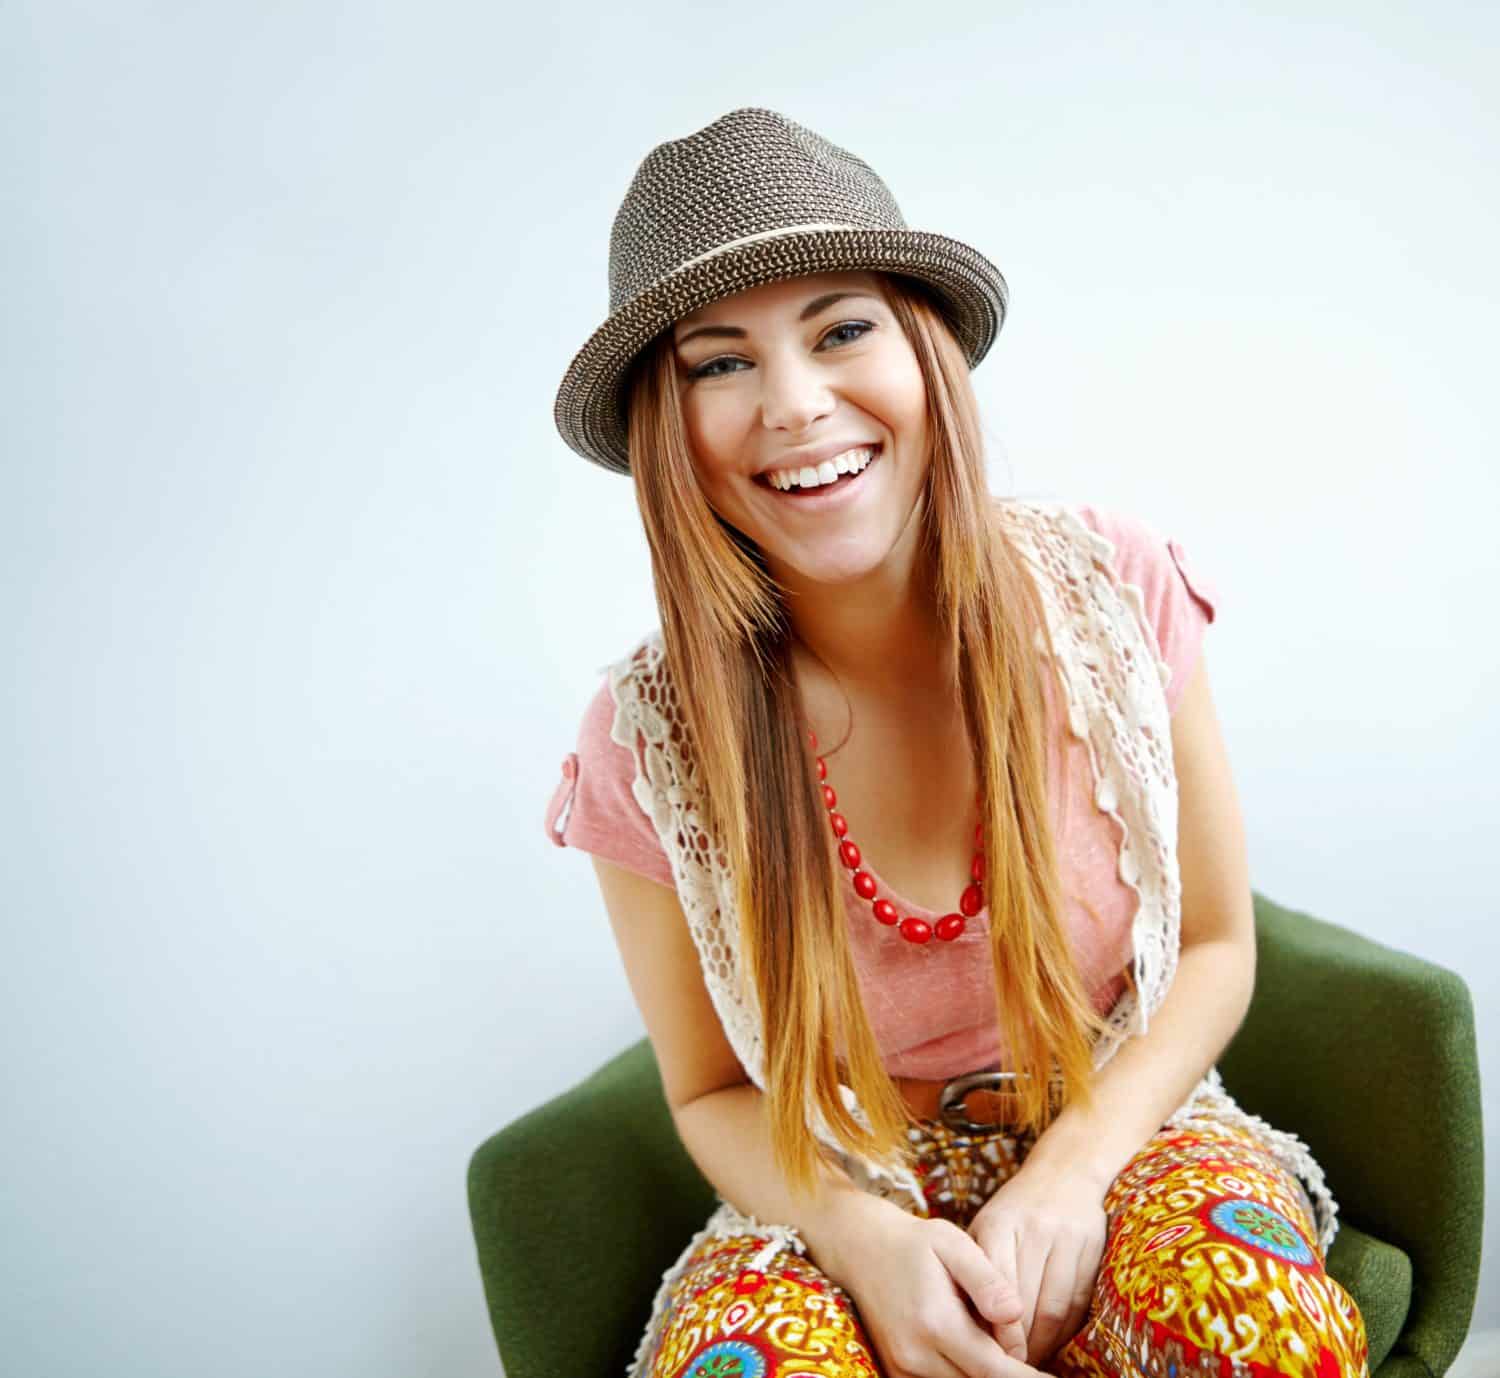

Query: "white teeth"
<box><xmin>768</xmin><ymin>445</ymin><xmax>877</xmax><ymax>491</ymax></box>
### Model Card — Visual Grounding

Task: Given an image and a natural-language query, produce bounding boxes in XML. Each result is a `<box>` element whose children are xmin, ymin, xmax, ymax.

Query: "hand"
<box><xmin>831</xmin><ymin>1203</ymin><xmax>1047</xmax><ymax>1378</ymax></box>
<box><xmin>965</xmin><ymin>1161</ymin><xmax>1108</xmax><ymax>1369</ymax></box>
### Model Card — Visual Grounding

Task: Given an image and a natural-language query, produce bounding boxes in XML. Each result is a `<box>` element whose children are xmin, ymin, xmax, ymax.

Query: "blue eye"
<box><xmin>687</xmin><ymin>320</ymin><xmax>875</xmax><ymax>381</ymax></box>
<box><xmin>823</xmin><ymin>320</ymin><xmax>873</xmax><ymax>347</ymax></box>
<box><xmin>688</xmin><ymin>356</ymin><xmax>741</xmax><ymax>381</ymax></box>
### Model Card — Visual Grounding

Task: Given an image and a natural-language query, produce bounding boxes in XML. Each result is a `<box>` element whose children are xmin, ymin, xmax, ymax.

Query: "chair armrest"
<box><xmin>467</xmin><ymin>1038</ymin><xmax>715</xmax><ymax>1378</ymax></box>
<box><xmin>1218</xmin><ymin>891</ymin><xmax>1484</xmax><ymax>1377</ymax></box>
<box><xmin>1324</xmin><ymin>1218</ymin><xmax>1414</xmax><ymax>1373</ymax></box>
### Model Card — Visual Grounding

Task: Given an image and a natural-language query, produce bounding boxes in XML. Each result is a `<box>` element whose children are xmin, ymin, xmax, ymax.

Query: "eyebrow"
<box><xmin>673</xmin><ymin>290</ymin><xmax>883</xmax><ymax>349</ymax></box>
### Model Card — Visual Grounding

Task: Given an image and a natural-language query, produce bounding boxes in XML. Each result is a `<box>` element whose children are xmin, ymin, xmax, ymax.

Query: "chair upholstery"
<box><xmin>469</xmin><ymin>891</ymin><xmax>1484</xmax><ymax>1377</ymax></box>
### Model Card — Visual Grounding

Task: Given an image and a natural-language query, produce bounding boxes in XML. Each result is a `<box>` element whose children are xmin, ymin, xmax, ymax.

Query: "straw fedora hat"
<box><xmin>552</xmin><ymin>106</ymin><xmax>1009</xmax><ymax>476</ymax></box>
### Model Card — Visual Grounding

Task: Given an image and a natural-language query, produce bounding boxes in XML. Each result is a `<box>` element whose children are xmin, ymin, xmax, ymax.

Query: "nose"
<box><xmin>758</xmin><ymin>350</ymin><xmax>836</xmax><ymax>435</ymax></box>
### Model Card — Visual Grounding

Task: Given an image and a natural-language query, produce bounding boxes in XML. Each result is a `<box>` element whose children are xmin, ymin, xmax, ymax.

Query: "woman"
<box><xmin>544</xmin><ymin>107</ymin><xmax>1369</xmax><ymax>1378</ymax></box>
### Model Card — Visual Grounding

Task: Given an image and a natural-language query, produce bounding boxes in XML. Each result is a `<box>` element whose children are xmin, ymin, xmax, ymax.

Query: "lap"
<box><xmin>1051</xmin><ymin>1117</ymin><xmax>1369</xmax><ymax>1377</ymax></box>
<box><xmin>644</xmin><ymin>1228</ymin><xmax>879</xmax><ymax>1377</ymax></box>
<box><xmin>637</xmin><ymin>1116</ymin><xmax>1369</xmax><ymax>1378</ymax></box>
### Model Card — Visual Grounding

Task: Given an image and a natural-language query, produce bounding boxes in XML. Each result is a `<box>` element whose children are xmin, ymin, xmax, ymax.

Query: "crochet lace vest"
<box><xmin>604</xmin><ymin>497</ymin><xmax>1339</xmax><ymax>1258</ymax></box>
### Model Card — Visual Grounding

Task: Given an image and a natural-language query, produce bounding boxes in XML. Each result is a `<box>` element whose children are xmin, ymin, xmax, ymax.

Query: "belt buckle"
<box><xmin>938</xmin><ymin>1070</ymin><xmax>1028</xmax><ymax>1133</ymax></box>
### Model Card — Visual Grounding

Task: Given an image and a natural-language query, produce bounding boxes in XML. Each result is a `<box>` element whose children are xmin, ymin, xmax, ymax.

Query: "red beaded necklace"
<box><xmin>808</xmin><ymin>727</ymin><xmax>985</xmax><ymax>945</ymax></box>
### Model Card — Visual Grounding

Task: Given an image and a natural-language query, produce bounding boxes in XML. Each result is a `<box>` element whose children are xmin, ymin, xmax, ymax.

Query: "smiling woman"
<box><xmin>539</xmin><ymin>106</ymin><xmax>1369</xmax><ymax>1378</ymax></box>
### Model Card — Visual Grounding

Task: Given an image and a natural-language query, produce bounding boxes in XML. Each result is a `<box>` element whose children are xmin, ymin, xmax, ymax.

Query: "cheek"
<box><xmin>680</xmin><ymin>416</ymin><xmax>745</xmax><ymax>500</ymax></box>
<box><xmin>680</xmin><ymin>390</ymin><xmax>744</xmax><ymax>470</ymax></box>
<box><xmin>899</xmin><ymin>356</ymin><xmax>929</xmax><ymax>416</ymax></box>
<box><xmin>865</xmin><ymin>349</ymin><xmax>927</xmax><ymax>433</ymax></box>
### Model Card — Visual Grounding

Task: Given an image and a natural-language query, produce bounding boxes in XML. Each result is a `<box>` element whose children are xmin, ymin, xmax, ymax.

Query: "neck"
<box><xmin>775</xmin><ymin>501</ymin><xmax>953</xmax><ymax>708</ymax></box>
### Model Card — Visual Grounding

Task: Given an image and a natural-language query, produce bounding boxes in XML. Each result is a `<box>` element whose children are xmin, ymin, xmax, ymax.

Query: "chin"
<box><xmin>784</xmin><ymin>543</ymin><xmax>897</xmax><ymax>587</ymax></box>
<box><xmin>749</xmin><ymin>496</ymin><xmax>916</xmax><ymax>586</ymax></box>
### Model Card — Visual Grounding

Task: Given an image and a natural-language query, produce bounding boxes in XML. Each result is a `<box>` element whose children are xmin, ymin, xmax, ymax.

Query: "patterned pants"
<box><xmin>642</xmin><ymin>1116</ymin><xmax>1370</xmax><ymax>1377</ymax></box>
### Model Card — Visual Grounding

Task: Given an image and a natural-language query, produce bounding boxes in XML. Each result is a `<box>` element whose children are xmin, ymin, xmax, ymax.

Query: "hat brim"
<box><xmin>552</xmin><ymin>227</ymin><xmax>1008</xmax><ymax>475</ymax></box>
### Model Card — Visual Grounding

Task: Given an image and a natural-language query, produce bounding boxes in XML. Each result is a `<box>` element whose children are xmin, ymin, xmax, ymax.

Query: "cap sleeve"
<box><xmin>543</xmin><ymin>673</ymin><xmax>675</xmax><ymax>888</ymax></box>
<box><xmin>1073</xmin><ymin>504</ymin><xmax>1221</xmax><ymax>716</ymax></box>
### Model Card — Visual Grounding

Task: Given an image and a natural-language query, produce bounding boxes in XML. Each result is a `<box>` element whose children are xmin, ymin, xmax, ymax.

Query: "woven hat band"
<box><xmin>667</xmin><ymin>222</ymin><xmax>881</xmax><ymax>280</ymax></box>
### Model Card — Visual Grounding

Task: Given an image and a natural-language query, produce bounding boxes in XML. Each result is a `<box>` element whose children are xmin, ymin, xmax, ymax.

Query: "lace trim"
<box><xmin>1007</xmin><ymin>502</ymin><xmax>1183</xmax><ymax>1064</ymax></box>
<box><xmin>606</xmin><ymin>640</ymin><xmax>770</xmax><ymax>1089</ymax></box>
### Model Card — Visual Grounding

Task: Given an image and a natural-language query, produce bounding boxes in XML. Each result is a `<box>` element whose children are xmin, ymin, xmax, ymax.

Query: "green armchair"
<box><xmin>469</xmin><ymin>893</ymin><xmax>1484</xmax><ymax>1377</ymax></box>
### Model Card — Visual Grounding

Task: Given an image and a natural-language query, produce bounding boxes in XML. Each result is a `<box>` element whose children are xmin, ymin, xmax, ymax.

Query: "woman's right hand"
<box><xmin>830</xmin><ymin>1204</ymin><xmax>1045</xmax><ymax>1378</ymax></box>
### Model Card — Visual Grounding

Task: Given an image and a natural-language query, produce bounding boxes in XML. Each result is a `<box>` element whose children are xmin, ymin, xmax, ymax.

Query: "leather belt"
<box><xmin>893</xmin><ymin>1069</ymin><xmax>1064</xmax><ymax>1132</ymax></box>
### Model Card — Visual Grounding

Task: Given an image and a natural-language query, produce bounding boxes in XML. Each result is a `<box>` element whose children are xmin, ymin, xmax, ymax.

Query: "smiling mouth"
<box><xmin>755</xmin><ymin>444</ymin><xmax>883</xmax><ymax>498</ymax></box>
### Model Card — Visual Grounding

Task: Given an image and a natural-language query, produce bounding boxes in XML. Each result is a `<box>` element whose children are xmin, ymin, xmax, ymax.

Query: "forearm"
<box><xmin>1020</xmin><ymin>936</ymin><xmax>1256</xmax><ymax>1195</ymax></box>
<box><xmin>672</xmin><ymin>1081</ymin><xmax>900</xmax><ymax>1285</ymax></box>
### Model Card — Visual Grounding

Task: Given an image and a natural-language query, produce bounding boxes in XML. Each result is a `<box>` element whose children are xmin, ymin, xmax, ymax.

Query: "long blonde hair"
<box><xmin>620</xmin><ymin>272</ymin><xmax>1115</xmax><ymax>1198</ymax></box>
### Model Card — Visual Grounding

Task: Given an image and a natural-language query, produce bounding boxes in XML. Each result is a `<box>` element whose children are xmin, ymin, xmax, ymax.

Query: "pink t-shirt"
<box><xmin>543</xmin><ymin>504</ymin><xmax>1220</xmax><ymax>1079</ymax></box>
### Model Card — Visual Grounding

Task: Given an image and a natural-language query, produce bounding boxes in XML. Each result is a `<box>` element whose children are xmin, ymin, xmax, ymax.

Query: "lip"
<box><xmin>756</xmin><ymin>443</ymin><xmax>883</xmax><ymax>511</ymax></box>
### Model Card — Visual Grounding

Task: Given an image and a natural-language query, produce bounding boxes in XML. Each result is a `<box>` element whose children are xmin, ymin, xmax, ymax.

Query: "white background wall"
<box><xmin>5</xmin><ymin>3</ymin><xmax>1495</xmax><ymax>1375</ymax></box>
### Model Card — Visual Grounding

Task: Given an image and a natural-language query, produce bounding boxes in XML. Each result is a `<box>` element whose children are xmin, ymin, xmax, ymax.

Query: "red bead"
<box><xmin>935</xmin><ymin>912</ymin><xmax>967</xmax><ymax>941</ymax></box>
<box><xmin>805</xmin><ymin>743</ymin><xmax>981</xmax><ymax>952</ymax></box>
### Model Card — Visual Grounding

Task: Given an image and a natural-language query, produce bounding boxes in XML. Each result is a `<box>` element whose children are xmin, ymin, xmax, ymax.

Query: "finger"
<box><xmin>1014</xmin><ymin>1229</ymin><xmax>1051</xmax><ymax>1339</ymax></box>
<box><xmin>893</xmin><ymin>1345</ymin><xmax>969</xmax><ymax>1378</ymax></box>
<box><xmin>1025</xmin><ymin>1240</ymin><xmax>1077</xmax><ymax>1364</ymax></box>
<box><xmin>1054</xmin><ymin>1239</ymin><xmax>1104</xmax><ymax>1359</ymax></box>
<box><xmin>938</xmin><ymin>1324</ymin><xmax>1050</xmax><ymax>1378</ymax></box>
<box><xmin>929</xmin><ymin>1223</ymin><xmax>1025</xmax><ymax>1336</ymax></box>
<box><xmin>979</xmin><ymin>1223</ymin><xmax>1028</xmax><ymax>1362</ymax></box>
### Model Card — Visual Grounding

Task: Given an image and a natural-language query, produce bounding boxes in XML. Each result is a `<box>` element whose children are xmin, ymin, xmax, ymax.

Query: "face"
<box><xmin>670</xmin><ymin>270</ymin><xmax>931</xmax><ymax>590</ymax></box>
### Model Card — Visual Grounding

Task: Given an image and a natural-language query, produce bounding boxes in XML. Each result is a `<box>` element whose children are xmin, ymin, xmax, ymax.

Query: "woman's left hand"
<box><xmin>964</xmin><ymin>1159</ymin><xmax>1110</xmax><ymax>1368</ymax></box>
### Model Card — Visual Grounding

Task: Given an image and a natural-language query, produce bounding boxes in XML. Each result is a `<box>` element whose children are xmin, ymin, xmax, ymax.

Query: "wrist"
<box><xmin>1014</xmin><ymin>1139</ymin><xmax>1113</xmax><ymax>1203</ymax></box>
<box><xmin>802</xmin><ymin>1188</ymin><xmax>902</xmax><ymax>1285</ymax></box>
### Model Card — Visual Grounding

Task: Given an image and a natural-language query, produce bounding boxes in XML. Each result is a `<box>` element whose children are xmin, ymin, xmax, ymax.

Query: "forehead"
<box><xmin>673</xmin><ymin>270</ymin><xmax>887</xmax><ymax>330</ymax></box>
